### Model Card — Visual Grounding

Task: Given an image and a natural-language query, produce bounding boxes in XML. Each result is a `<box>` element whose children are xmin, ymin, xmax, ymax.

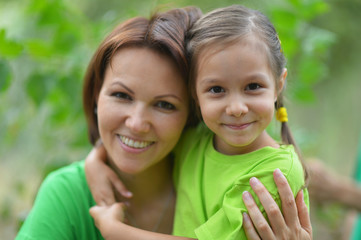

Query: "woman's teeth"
<box><xmin>120</xmin><ymin>136</ymin><xmax>153</xmax><ymax>149</ymax></box>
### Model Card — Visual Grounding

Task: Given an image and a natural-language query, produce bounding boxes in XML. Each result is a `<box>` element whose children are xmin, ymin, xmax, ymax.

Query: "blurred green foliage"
<box><xmin>0</xmin><ymin>0</ymin><xmax>335</xmax><ymax>160</ymax></box>
<box><xmin>0</xmin><ymin>0</ymin><xmax>345</xmax><ymax>239</ymax></box>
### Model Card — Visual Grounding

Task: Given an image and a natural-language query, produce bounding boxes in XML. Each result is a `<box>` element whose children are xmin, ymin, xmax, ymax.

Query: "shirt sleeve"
<box><xmin>16</xmin><ymin>162</ymin><xmax>101</xmax><ymax>240</ymax></box>
<box><xmin>194</xmin><ymin>150</ymin><xmax>308</xmax><ymax>240</ymax></box>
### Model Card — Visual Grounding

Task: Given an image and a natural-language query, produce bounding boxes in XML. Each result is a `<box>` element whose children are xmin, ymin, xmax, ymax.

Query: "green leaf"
<box><xmin>299</xmin><ymin>56</ymin><xmax>327</xmax><ymax>84</ymax></box>
<box><xmin>0</xmin><ymin>29</ymin><xmax>23</xmax><ymax>58</ymax></box>
<box><xmin>26</xmin><ymin>39</ymin><xmax>52</xmax><ymax>58</ymax></box>
<box><xmin>25</xmin><ymin>72</ymin><xmax>55</xmax><ymax>106</ymax></box>
<box><xmin>0</xmin><ymin>59</ymin><xmax>12</xmax><ymax>93</ymax></box>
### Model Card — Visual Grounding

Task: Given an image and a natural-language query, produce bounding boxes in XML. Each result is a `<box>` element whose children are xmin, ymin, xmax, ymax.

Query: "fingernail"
<box><xmin>242</xmin><ymin>191</ymin><xmax>251</xmax><ymax>201</ymax></box>
<box><xmin>124</xmin><ymin>191</ymin><xmax>133</xmax><ymax>198</ymax></box>
<box><xmin>299</xmin><ymin>190</ymin><xmax>304</xmax><ymax>202</ymax></box>
<box><xmin>249</xmin><ymin>177</ymin><xmax>259</xmax><ymax>187</ymax></box>
<box><xmin>274</xmin><ymin>168</ymin><xmax>284</xmax><ymax>178</ymax></box>
<box><xmin>242</xmin><ymin>212</ymin><xmax>249</xmax><ymax>221</ymax></box>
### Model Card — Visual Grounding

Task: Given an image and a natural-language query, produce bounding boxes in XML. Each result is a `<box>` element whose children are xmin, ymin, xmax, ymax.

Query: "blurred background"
<box><xmin>0</xmin><ymin>0</ymin><xmax>360</xmax><ymax>239</ymax></box>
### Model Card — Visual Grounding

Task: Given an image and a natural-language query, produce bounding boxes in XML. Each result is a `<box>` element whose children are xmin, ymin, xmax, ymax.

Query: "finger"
<box><xmin>249</xmin><ymin>177</ymin><xmax>286</xmax><ymax>236</ymax></box>
<box><xmin>242</xmin><ymin>191</ymin><xmax>274</xmax><ymax>239</ymax></box>
<box><xmin>91</xmin><ymin>186</ymin><xmax>115</xmax><ymax>206</ymax></box>
<box><xmin>242</xmin><ymin>212</ymin><xmax>261</xmax><ymax>240</ymax></box>
<box><xmin>99</xmin><ymin>191</ymin><xmax>116</xmax><ymax>206</ymax></box>
<box><xmin>296</xmin><ymin>190</ymin><xmax>312</xmax><ymax>236</ymax></box>
<box><xmin>108</xmin><ymin>169</ymin><xmax>132</xmax><ymax>199</ymax></box>
<box><xmin>89</xmin><ymin>205</ymin><xmax>104</xmax><ymax>219</ymax></box>
<box><xmin>273</xmin><ymin>169</ymin><xmax>300</xmax><ymax>228</ymax></box>
<box><xmin>94</xmin><ymin>143</ymin><xmax>107</xmax><ymax>161</ymax></box>
<box><xmin>110</xmin><ymin>203</ymin><xmax>126</xmax><ymax>222</ymax></box>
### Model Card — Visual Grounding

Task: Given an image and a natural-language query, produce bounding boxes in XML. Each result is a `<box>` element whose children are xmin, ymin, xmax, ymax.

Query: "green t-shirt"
<box><xmin>172</xmin><ymin>124</ymin><xmax>309</xmax><ymax>240</ymax></box>
<box><xmin>16</xmin><ymin>160</ymin><xmax>103</xmax><ymax>240</ymax></box>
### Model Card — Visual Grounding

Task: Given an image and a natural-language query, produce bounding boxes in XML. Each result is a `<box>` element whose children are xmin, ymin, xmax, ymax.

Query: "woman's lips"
<box><xmin>117</xmin><ymin>135</ymin><xmax>155</xmax><ymax>153</ymax></box>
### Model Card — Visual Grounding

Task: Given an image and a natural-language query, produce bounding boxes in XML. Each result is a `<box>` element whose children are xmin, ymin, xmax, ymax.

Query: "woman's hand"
<box><xmin>85</xmin><ymin>142</ymin><xmax>132</xmax><ymax>206</ymax></box>
<box><xmin>242</xmin><ymin>169</ymin><xmax>312</xmax><ymax>240</ymax></box>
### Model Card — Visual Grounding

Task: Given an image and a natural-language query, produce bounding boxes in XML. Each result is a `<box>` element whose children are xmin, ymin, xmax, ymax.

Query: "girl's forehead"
<box><xmin>198</xmin><ymin>35</ymin><xmax>268</xmax><ymax>58</ymax></box>
<box><xmin>196</xmin><ymin>36</ymin><xmax>270</xmax><ymax>69</ymax></box>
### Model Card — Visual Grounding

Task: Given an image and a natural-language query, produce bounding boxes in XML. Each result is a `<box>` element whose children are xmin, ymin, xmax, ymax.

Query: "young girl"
<box><xmin>88</xmin><ymin>5</ymin><xmax>310</xmax><ymax>240</ymax></box>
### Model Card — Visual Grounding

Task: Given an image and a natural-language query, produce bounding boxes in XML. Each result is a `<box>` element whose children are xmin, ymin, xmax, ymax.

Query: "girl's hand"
<box><xmin>242</xmin><ymin>169</ymin><xmax>312</xmax><ymax>240</ymax></box>
<box><xmin>90</xmin><ymin>203</ymin><xmax>126</xmax><ymax>237</ymax></box>
<box><xmin>85</xmin><ymin>142</ymin><xmax>132</xmax><ymax>206</ymax></box>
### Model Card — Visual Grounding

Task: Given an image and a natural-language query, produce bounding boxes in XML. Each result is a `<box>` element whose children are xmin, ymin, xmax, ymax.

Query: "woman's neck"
<box><xmin>109</xmin><ymin>156</ymin><xmax>175</xmax><ymax>233</ymax></box>
<box><xmin>110</xmin><ymin>156</ymin><xmax>174</xmax><ymax>202</ymax></box>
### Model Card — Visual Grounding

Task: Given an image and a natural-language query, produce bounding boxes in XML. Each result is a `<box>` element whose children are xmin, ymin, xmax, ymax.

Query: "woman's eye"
<box><xmin>112</xmin><ymin>92</ymin><xmax>132</xmax><ymax>100</ymax></box>
<box><xmin>246</xmin><ymin>83</ymin><xmax>261</xmax><ymax>91</ymax></box>
<box><xmin>209</xmin><ymin>86</ymin><xmax>224</xmax><ymax>94</ymax></box>
<box><xmin>156</xmin><ymin>101</ymin><xmax>175</xmax><ymax>110</ymax></box>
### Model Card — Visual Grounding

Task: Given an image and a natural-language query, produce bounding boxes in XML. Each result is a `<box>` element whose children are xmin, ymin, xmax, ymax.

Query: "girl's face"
<box><xmin>195</xmin><ymin>38</ymin><xmax>286</xmax><ymax>155</ymax></box>
<box><xmin>97</xmin><ymin>47</ymin><xmax>189</xmax><ymax>174</ymax></box>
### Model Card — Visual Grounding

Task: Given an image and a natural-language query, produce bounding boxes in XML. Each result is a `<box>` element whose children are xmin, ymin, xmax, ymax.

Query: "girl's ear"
<box><xmin>277</xmin><ymin>68</ymin><xmax>287</xmax><ymax>95</ymax></box>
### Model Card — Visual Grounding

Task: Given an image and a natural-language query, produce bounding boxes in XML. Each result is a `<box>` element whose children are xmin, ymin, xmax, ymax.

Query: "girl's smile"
<box><xmin>195</xmin><ymin>36</ymin><xmax>286</xmax><ymax>155</ymax></box>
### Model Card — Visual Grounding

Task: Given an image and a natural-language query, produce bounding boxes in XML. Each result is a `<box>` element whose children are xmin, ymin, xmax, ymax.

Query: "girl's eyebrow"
<box><xmin>110</xmin><ymin>81</ymin><xmax>134</xmax><ymax>94</ymax></box>
<box><xmin>198</xmin><ymin>77</ymin><xmax>221</xmax><ymax>86</ymax></box>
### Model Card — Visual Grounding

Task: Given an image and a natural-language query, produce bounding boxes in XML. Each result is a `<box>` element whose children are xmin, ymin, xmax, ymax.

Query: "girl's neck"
<box><xmin>214</xmin><ymin>131</ymin><xmax>279</xmax><ymax>155</ymax></box>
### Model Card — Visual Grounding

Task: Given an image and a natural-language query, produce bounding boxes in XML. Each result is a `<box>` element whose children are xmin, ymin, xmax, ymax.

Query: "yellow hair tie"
<box><xmin>276</xmin><ymin>107</ymin><xmax>288</xmax><ymax>122</ymax></box>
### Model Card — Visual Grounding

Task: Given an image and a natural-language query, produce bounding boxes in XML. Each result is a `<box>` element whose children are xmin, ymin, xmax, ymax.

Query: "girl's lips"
<box><xmin>223</xmin><ymin>122</ymin><xmax>253</xmax><ymax>130</ymax></box>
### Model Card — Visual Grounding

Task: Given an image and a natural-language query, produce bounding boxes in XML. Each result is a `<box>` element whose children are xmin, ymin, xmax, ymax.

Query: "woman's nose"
<box><xmin>125</xmin><ymin>105</ymin><xmax>151</xmax><ymax>133</ymax></box>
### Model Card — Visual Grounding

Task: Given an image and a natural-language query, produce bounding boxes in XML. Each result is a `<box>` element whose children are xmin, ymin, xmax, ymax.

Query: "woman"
<box><xmin>16</xmin><ymin>6</ymin><xmax>311</xmax><ymax>240</ymax></box>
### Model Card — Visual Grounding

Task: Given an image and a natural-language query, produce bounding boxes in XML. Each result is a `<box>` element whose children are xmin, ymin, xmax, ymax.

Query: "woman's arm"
<box><xmin>86</xmin><ymin>146</ymin><xmax>312</xmax><ymax>239</ymax></box>
<box><xmin>242</xmin><ymin>169</ymin><xmax>312</xmax><ymax>240</ymax></box>
<box><xmin>89</xmin><ymin>169</ymin><xmax>312</xmax><ymax>240</ymax></box>
<box><xmin>308</xmin><ymin>159</ymin><xmax>361</xmax><ymax>211</ymax></box>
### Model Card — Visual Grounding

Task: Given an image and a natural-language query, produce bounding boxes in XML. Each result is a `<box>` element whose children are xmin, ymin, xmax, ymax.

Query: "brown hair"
<box><xmin>83</xmin><ymin>7</ymin><xmax>202</xmax><ymax>145</ymax></box>
<box><xmin>186</xmin><ymin>5</ymin><xmax>308</xmax><ymax>182</ymax></box>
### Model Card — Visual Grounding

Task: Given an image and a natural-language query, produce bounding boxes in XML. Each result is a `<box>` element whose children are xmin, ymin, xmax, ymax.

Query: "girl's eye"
<box><xmin>112</xmin><ymin>92</ymin><xmax>132</xmax><ymax>100</ymax></box>
<box><xmin>246</xmin><ymin>83</ymin><xmax>261</xmax><ymax>91</ymax></box>
<box><xmin>156</xmin><ymin>101</ymin><xmax>175</xmax><ymax>110</ymax></box>
<box><xmin>209</xmin><ymin>86</ymin><xmax>225</xmax><ymax>94</ymax></box>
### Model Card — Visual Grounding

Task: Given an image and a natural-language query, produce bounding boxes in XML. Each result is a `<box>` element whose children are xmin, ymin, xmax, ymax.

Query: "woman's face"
<box><xmin>97</xmin><ymin>47</ymin><xmax>189</xmax><ymax>174</ymax></box>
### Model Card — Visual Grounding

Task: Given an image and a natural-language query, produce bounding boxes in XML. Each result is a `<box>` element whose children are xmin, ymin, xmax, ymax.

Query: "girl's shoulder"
<box><xmin>174</xmin><ymin>123</ymin><xmax>212</xmax><ymax>152</ymax></box>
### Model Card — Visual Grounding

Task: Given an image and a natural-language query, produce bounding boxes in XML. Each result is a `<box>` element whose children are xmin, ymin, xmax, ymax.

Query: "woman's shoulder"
<box><xmin>40</xmin><ymin>160</ymin><xmax>89</xmax><ymax>198</ymax></box>
<box><xmin>44</xmin><ymin>160</ymin><xmax>86</xmax><ymax>184</ymax></box>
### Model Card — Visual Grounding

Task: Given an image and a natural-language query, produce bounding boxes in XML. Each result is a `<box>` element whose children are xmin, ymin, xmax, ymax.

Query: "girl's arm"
<box><xmin>85</xmin><ymin>143</ymin><xmax>132</xmax><ymax>206</ymax></box>
<box><xmin>86</xmin><ymin>146</ymin><xmax>312</xmax><ymax>239</ymax></box>
<box><xmin>90</xmin><ymin>204</ymin><xmax>196</xmax><ymax>240</ymax></box>
<box><xmin>242</xmin><ymin>169</ymin><xmax>312</xmax><ymax>240</ymax></box>
<box><xmin>89</xmin><ymin>170</ymin><xmax>312</xmax><ymax>240</ymax></box>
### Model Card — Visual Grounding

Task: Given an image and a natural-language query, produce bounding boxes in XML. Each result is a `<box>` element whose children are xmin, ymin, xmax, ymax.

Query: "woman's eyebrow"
<box><xmin>110</xmin><ymin>81</ymin><xmax>134</xmax><ymax>94</ymax></box>
<box><xmin>155</xmin><ymin>94</ymin><xmax>183</xmax><ymax>102</ymax></box>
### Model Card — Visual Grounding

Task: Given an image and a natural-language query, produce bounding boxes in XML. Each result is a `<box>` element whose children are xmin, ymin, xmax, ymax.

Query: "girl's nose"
<box><xmin>125</xmin><ymin>105</ymin><xmax>151</xmax><ymax>133</ymax></box>
<box><xmin>225</xmin><ymin>98</ymin><xmax>248</xmax><ymax>117</ymax></box>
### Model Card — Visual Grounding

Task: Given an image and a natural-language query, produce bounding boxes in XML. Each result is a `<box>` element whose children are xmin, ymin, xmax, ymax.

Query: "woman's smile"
<box><xmin>117</xmin><ymin>134</ymin><xmax>155</xmax><ymax>153</ymax></box>
<box><xmin>97</xmin><ymin>47</ymin><xmax>189</xmax><ymax>174</ymax></box>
